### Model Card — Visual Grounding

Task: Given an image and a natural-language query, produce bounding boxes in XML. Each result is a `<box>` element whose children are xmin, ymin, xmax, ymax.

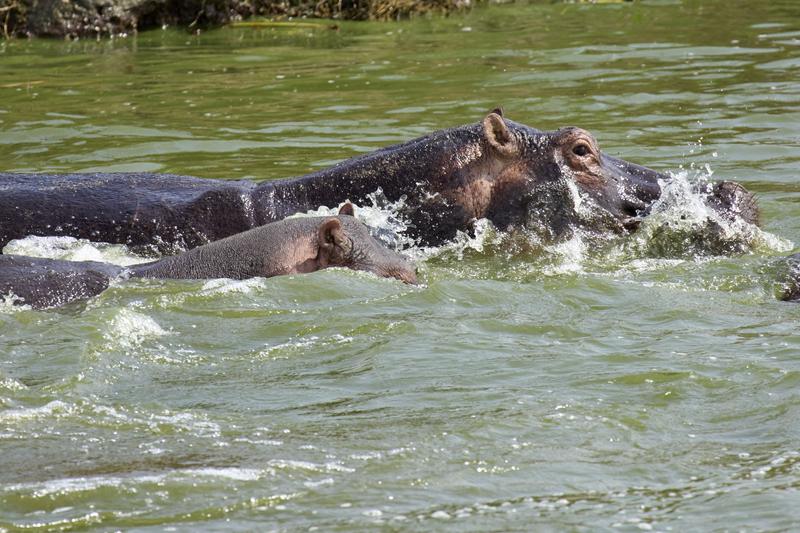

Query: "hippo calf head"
<box><xmin>315</xmin><ymin>204</ymin><xmax>418</xmax><ymax>284</ymax></box>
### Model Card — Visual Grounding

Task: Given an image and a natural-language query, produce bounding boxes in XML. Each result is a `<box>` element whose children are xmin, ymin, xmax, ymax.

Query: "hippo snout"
<box><xmin>394</xmin><ymin>266</ymin><xmax>418</xmax><ymax>285</ymax></box>
<box><xmin>602</xmin><ymin>155</ymin><xmax>665</xmax><ymax>214</ymax></box>
<box><xmin>369</xmin><ymin>257</ymin><xmax>418</xmax><ymax>285</ymax></box>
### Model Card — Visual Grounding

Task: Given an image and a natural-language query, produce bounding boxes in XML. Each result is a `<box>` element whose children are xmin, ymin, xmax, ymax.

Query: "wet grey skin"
<box><xmin>0</xmin><ymin>110</ymin><xmax>757</xmax><ymax>254</ymax></box>
<box><xmin>0</xmin><ymin>255</ymin><xmax>122</xmax><ymax>309</ymax></box>
<box><xmin>703</xmin><ymin>180</ymin><xmax>760</xmax><ymax>227</ymax></box>
<box><xmin>0</xmin><ymin>208</ymin><xmax>417</xmax><ymax>309</ymax></box>
<box><xmin>779</xmin><ymin>253</ymin><xmax>800</xmax><ymax>302</ymax></box>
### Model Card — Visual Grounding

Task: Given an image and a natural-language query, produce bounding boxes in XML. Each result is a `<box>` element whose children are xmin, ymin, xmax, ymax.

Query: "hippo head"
<box><xmin>479</xmin><ymin>110</ymin><xmax>665</xmax><ymax>239</ymax></box>
<box><xmin>471</xmin><ymin>110</ymin><xmax>762</xmax><ymax>246</ymax></box>
<box><xmin>316</xmin><ymin>204</ymin><xmax>417</xmax><ymax>284</ymax></box>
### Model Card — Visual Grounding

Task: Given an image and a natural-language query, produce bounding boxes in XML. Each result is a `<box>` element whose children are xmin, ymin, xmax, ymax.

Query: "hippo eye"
<box><xmin>572</xmin><ymin>143</ymin><xmax>591</xmax><ymax>157</ymax></box>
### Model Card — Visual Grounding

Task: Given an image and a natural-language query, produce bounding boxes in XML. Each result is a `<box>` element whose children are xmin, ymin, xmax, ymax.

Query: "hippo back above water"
<box><xmin>0</xmin><ymin>110</ymin><xmax>758</xmax><ymax>253</ymax></box>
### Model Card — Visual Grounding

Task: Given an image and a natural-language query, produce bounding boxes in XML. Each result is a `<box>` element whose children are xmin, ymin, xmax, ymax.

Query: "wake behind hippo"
<box><xmin>0</xmin><ymin>110</ymin><xmax>758</xmax><ymax>253</ymax></box>
<box><xmin>0</xmin><ymin>206</ymin><xmax>416</xmax><ymax>309</ymax></box>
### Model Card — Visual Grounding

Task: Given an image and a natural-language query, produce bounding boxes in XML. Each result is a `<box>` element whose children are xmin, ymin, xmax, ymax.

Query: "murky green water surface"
<box><xmin>2</xmin><ymin>1</ymin><xmax>800</xmax><ymax>530</ymax></box>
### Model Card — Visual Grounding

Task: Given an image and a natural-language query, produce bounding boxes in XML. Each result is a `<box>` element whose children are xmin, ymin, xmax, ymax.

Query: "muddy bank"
<box><xmin>0</xmin><ymin>0</ymin><xmax>472</xmax><ymax>38</ymax></box>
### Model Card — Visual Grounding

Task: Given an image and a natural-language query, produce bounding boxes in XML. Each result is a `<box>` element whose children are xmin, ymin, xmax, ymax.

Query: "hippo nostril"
<box><xmin>622</xmin><ymin>217</ymin><xmax>642</xmax><ymax>231</ymax></box>
<box><xmin>622</xmin><ymin>197</ymin><xmax>647</xmax><ymax>218</ymax></box>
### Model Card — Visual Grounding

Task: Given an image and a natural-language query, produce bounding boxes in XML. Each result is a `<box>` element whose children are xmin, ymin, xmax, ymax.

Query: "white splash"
<box><xmin>0</xmin><ymin>376</ymin><xmax>27</xmax><ymax>391</ymax></box>
<box><xmin>631</xmin><ymin>170</ymin><xmax>793</xmax><ymax>256</ymax></box>
<box><xmin>0</xmin><ymin>292</ymin><xmax>28</xmax><ymax>312</ymax></box>
<box><xmin>200</xmin><ymin>277</ymin><xmax>267</xmax><ymax>295</ymax></box>
<box><xmin>3</xmin><ymin>235</ymin><xmax>143</xmax><ymax>266</ymax></box>
<box><xmin>2</xmin><ymin>468</ymin><xmax>268</xmax><ymax>498</ymax></box>
<box><xmin>542</xmin><ymin>231</ymin><xmax>588</xmax><ymax>275</ymax></box>
<box><xmin>289</xmin><ymin>188</ymin><xmax>417</xmax><ymax>252</ymax></box>
<box><xmin>0</xmin><ymin>400</ymin><xmax>75</xmax><ymax>423</ymax></box>
<box><xmin>437</xmin><ymin>218</ymin><xmax>498</xmax><ymax>261</ymax></box>
<box><xmin>103</xmin><ymin>309</ymin><xmax>170</xmax><ymax>349</ymax></box>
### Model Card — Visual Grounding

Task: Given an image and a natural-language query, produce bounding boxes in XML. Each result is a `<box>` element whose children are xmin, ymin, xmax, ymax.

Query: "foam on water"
<box><xmin>267</xmin><ymin>459</ymin><xmax>356</xmax><ymax>474</ymax></box>
<box><xmin>3</xmin><ymin>235</ymin><xmax>144</xmax><ymax>266</ymax></box>
<box><xmin>181</xmin><ymin>467</ymin><xmax>264</xmax><ymax>481</ymax></box>
<box><xmin>258</xmin><ymin>333</ymin><xmax>354</xmax><ymax>359</ymax></box>
<box><xmin>103</xmin><ymin>308</ymin><xmax>171</xmax><ymax>349</ymax></box>
<box><xmin>621</xmin><ymin>257</ymin><xmax>688</xmax><ymax>273</ymax></box>
<box><xmin>87</xmin><ymin>404</ymin><xmax>223</xmax><ymax>437</ymax></box>
<box><xmin>0</xmin><ymin>292</ymin><xmax>28</xmax><ymax>312</ymax></box>
<box><xmin>0</xmin><ymin>376</ymin><xmax>27</xmax><ymax>391</ymax></box>
<box><xmin>0</xmin><ymin>400</ymin><xmax>76</xmax><ymax>423</ymax></box>
<box><xmin>4</xmin><ymin>401</ymin><xmax>227</xmax><ymax>440</ymax></box>
<box><xmin>2</xmin><ymin>468</ymin><xmax>266</xmax><ymax>498</ymax></box>
<box><xmin>200</xmin><ymin>277</ymin><xmax>268</xmax><ymax>295</ymax></box>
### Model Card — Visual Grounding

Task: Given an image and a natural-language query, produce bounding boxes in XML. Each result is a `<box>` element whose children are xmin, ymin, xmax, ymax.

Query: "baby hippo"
<box><xmin>0</xmin><ymin>205</ymin><xmax>417</xmax><ymax>309</ymax></box>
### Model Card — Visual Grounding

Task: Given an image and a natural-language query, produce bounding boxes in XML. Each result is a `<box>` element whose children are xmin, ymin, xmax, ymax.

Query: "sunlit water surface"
<box><xmin>2</xmin><ymin>1</ymin><xmax>800</xmax><ymax>530</ymax></box>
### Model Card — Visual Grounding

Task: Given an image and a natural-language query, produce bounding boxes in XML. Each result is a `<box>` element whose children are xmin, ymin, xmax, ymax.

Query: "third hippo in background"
<box><xmin>631</xmin><ymin>179</ymin><xmax>762</xmax><ymax>258</ymax></box>
<box><xmin>779</xmin><ymin>253</ymin><xmax>800</xmax><ymax>302</ymax></box>
<box><xmin>0</xmin><ymin>110</ymin><xmax>759</xmax><ymax>253</ymax></box>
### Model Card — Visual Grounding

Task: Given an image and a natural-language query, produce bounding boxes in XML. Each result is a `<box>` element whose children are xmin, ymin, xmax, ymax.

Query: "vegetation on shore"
<box><xmin>0</xmin><ymin>0</ymin><xmax>473</xmax><ymax>39</ymax></box>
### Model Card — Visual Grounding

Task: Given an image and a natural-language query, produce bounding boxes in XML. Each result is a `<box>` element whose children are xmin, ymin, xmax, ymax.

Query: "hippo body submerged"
<box><xmin>0</xmin><ymin>209</ymin><xmax>416</xmax><ymax>309</ymax></box>
<box><xmin>0</xmin><ymin>255</ymin><xmax>123</xmax><ymax>309</ymax></box>
<box><xmin>0</xmin><ymin>111</ymin><xmax>677</xmax><ymax>253</ymax></box>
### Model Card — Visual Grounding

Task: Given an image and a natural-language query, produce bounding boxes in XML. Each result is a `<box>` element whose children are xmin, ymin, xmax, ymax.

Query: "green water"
<box><xmin>2</xmin><ymin>0</ymin><xmax>800</xmax><ymax>530</ymax></box>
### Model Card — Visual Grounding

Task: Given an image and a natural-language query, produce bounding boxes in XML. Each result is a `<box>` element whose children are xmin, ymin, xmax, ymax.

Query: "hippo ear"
<box><xmin>483</xmin><ymin>112</ymin><xmax>518</xmax><ymax>157</ymax></box>
<box><xmin>338</xmin><ymin>202</ymin><xmax>355</xmax><ymax>217</ymax></box>
<box><xmin>317</xmin><ymin>217</ymin><xmax>352</xmax><ymax>267</ymax></box>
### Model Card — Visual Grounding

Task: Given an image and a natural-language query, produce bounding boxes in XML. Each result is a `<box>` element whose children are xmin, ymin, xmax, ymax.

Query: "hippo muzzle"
<box><xmin>601</xmin><ymin>154</ymin><xmax>665</xmax><ymax>222</ymax></box>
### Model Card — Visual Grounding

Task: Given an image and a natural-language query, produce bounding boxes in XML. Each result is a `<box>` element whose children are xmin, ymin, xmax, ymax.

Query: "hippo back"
<box><xmin>0</xmin><ymin>173</ymin><xmax>260</xmax><ymax>253</ymax></box>
<box><xmin>0</xmin><ymin>255</ymin><xmax>123</xmax><ymax>309</ymax></box>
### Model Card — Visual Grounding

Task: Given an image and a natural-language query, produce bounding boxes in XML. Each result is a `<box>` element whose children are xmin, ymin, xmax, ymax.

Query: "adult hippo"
<box><xmin>0</xmin><ymin>205</ymin><xmax>416</xmax><ymax>309</ymax></box>
<box><xmin>0</xmin><ymin>110</ymin><xmax>757</xmax><ymax>253</ymax></box>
